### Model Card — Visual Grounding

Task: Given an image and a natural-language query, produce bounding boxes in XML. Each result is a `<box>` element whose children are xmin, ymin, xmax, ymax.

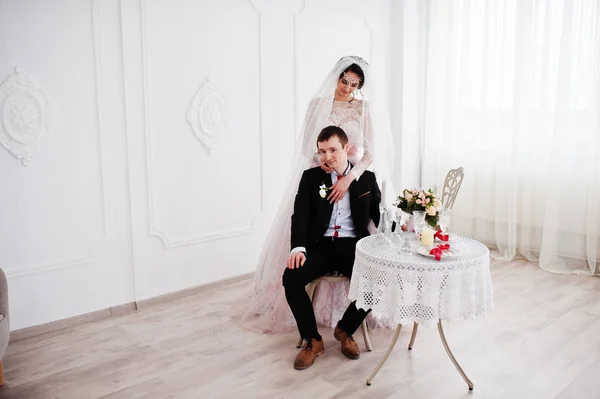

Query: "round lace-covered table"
<box><xmin>348</xmin><ymin>233</ymin><xmax>494</xmax><ymax>389</ymax></box>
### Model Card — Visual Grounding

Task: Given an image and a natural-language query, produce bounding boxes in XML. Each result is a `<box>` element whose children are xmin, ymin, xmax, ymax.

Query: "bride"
<box><xmin>239</xmin><ymin>55</ymin><xmax>395</xmax><ymax>333</ymax></box>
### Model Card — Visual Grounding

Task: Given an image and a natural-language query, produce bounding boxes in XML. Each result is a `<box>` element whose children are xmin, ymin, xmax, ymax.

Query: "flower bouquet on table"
<box><xmin>394</xmin><ymin>188</ymin><xmax>441</xmax><ymax>229</ymax></box>
<box><xmin>395</xmin><ymin>189</ymin><xmax>455</xmax><ymax>260</ymax></box>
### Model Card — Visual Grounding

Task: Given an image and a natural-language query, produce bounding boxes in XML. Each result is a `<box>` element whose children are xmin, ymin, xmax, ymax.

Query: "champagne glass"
<box><xmin>438</xmin><ymin>208</ymin><xmax>452</xmax><ymax>233</ymax></box>
<box><xmin>393</xmin><ymin>208</ymin><xmax>404</xmax><ymax>233</ymax></box>
<box><xmin>377</xmin><ymin>204</ymin><xmax>387</xmax><ymax>235</ymax></box>
<box><xmin>377</xmin><ymin>205</ymin><xmax>394</xmax><ymax>246</ymax></box>
<box><xmin>391</xmin><ymin>208</ymin><xmax>405</xmax><ymax>247</ymax></box>
<box><xmin>412</xmin><ymin>210</ymin><xmax>426</xmax><ymax>236</ymax></box>
<box><xmin>384</xmin><ymin>207</ymin><xmax>394</xmax><ymax>242</ymax></box>
<box><xmin>400</xmin><ymin>232</ymin><xmax>418</xmax><ymax>255</ymax></box>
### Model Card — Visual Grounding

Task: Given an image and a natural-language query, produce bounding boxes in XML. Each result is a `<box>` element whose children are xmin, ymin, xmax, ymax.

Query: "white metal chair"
<box><xmin>441</xmin><ymin>167</ymin><xmax>465</xmax><ymax>209</ymax></box>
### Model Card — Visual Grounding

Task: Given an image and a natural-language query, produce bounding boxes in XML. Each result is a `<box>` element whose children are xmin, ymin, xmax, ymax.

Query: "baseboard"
<box><xmin>9</xmin><ymin>302</ymin><xmax>137</xmax><ymax>342</ymax></box>
<box><xmin>10</xmin><ymin>272</ymin><xmax>254</xmax><ymax>342</ymax></box>
<box><xmin>135</xmin><ymin>272</ymin><xmax>253</xmax><ymax>309</ymax></box>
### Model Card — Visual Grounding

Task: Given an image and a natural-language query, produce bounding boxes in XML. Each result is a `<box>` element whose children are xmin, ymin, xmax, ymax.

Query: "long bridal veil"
<box><xmin>238</xmin><ymin>56</ymin><xmax>396</xmax><ymax>333</ymax></box>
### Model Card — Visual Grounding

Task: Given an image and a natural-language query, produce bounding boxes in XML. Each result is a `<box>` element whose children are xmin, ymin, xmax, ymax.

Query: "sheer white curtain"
<box><xmin>420</xmin><ymin>0</ymin><xmax>600</xmax><ymax>275</ymax></box>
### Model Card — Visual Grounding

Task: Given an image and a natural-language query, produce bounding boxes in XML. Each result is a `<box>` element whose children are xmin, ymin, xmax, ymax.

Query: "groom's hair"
<box><xmin>317</xmin><ymin>126</ymin><xmax>349</xmax><ymax>147</ymax></box>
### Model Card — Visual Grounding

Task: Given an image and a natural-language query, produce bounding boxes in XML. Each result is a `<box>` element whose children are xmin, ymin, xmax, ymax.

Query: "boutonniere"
<box><xmin>319</xmin><ymin>183</ymin><xmax>329</xmax><ymax>199</ymax></box>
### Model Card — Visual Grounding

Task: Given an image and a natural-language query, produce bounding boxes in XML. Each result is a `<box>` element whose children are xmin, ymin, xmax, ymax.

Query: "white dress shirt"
<box><xmin>291</xmin><ymin>161</ymin><xmax>356</xmax><ymax>255</ymax></box>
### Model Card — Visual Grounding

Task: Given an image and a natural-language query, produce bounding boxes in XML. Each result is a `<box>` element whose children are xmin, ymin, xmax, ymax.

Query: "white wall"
<box><xmin>0</xmin><ymin>0</ymin><xmax>393</xmax><ymax>330</ymax></box>
<box><xmin>0</xmin><ymin>0</ymin><xmax>135</xmax><ymax>330</ymax></box>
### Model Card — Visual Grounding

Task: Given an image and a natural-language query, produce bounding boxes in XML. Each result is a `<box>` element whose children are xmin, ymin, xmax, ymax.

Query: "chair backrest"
<box><xmin>441</xmin><ymin>167</ymin><xmax>465</xmax><ymax>210</ymax></box>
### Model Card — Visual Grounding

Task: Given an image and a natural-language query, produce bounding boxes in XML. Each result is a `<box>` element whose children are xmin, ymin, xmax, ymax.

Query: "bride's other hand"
<box><xmin>327</xmin><ymin>174</ymin><xmax>353</xmax><ymax>203</ymax></box>
<box><xmin>320</xmin><ymin>158</ymin><xmax>334</xmax><ymax>174</ymax></box>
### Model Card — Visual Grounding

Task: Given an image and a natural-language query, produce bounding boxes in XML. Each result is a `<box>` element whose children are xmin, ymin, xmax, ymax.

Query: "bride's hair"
<box><xmin>338</xmin><ymin>63</ymin><xmax>365</xmax><ymax>89</ymax></box>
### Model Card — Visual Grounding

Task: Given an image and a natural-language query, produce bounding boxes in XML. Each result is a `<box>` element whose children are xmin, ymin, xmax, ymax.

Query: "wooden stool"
<box><xmin>296</xmin><ymin>274</ymin><xmax>373</xmax><ymax>351</ymax></box>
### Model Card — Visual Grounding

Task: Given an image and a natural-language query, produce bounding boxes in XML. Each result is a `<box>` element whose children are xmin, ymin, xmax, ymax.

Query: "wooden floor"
<box><xmin>1</xmin><ymin>259</ymin><xmax>600</xmax><ymax>399</ymax></box>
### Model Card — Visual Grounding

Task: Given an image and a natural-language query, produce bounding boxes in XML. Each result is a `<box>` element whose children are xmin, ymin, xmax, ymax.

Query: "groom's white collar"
<box><xmin>332</xmin><ymin>160</ymin><xmax>352</xmax><ymax>178</ymax></box>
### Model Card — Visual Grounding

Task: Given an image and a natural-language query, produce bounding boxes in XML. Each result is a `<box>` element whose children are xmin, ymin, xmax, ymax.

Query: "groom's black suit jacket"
<box><xmin>291</xmin><ymin>164</ymin><xmax>381</xmax><ymax>250</ymax></box>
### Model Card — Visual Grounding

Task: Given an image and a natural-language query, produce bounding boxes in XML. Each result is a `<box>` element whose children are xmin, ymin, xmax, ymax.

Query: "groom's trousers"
<box><xmin>282</xmin><ymin>237</ymin><xmax>370</xmax><ymax>341</ymax></box>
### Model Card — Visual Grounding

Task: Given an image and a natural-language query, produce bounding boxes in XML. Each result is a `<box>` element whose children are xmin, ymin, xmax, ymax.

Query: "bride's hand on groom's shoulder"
<box><xmin>328</xmin><ymin>174</ymin><xmax>353</xmax><ymax>204</ymax></box>
<box><xmin>287</xmin><ymin>252</ymin><xmax>306</xmax><ymax>269</ymax></box>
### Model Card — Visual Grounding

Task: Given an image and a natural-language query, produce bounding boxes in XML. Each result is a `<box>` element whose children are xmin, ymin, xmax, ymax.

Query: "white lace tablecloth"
<box><xmin>348</xmin><ymin>233</ymin><xmax>494</xmax><ymax>325</ymax></box>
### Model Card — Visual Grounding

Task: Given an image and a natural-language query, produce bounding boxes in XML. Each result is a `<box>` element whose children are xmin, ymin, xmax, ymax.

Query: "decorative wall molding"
<box><xmin>140</xmin><ymin>0</ymin><xmax>265</xmax><ymax>248</ymax></box>
<box><xmin>186</xmin><ymin>77</ymin><xmax>228</xmax><ymax>153</ymax></box>
<box><xmin>362</xmin><ymin>14</ymin><xmax>375</xmax><ymax>65</ymax></box>
<box><xmin>5</xmin><ymin>0</ymin><xmax>111</xmax><ymax>277</ymax></box>
<box><xmin>146</xmin><ymin>218</ymin><xmax>258</xmax><ymax>249</ymax></box>
<box><xmin>249</xmin><ymin>0</ymin><xmax>266</xmax><ymax>212</ymax></box>
<box><xmin>5</xmin><ymin>252</ymin><xmax>98</xmax><ymax>278</ymax></box>
<box><xmin>0</xmin><ymin>67</ymin><xmax>54</xmax><ymax>166</ymax></box>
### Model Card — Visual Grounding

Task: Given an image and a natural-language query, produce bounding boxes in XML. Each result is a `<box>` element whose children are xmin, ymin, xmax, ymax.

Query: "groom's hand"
<box><xmin>287</xmin><ymin>252</ymin><xmax>306</xmax><ymax>269</ymax></box>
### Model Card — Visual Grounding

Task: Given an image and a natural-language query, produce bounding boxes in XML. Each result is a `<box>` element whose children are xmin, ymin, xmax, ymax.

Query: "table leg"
<box><xmin>408</xmin><ymin>322</ymin><xmax>419</xmax><ymax>350</ymax></box>
<box><xmin>366</xmin><ymin>324</ymin><xmax>402</xmax><ymax>386</ymax></box>
<box><xmin>437</xmin><ymin>320</ymin><xmax>474</xmax><ymax>390</ymax></box>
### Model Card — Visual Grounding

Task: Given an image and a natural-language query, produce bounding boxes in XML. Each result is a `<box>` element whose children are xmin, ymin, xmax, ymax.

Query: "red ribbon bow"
<box><xmin>434</xmin><ymin>230</ymin><xmax>449</xmax><ymax>242</ymax></box>
<box><xmin>429</xmin><ymin>244</ymin><xmax>450</xmax><ymax>261</ymax></box>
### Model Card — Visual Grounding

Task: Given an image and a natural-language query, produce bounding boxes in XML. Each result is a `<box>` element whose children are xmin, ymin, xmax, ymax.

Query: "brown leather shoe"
<box><xmin>294</xmin><ymin>338</ymin><xmax>324</xmax><ymax>370</ymax></box>
<box><xmin>334</xmin><ymin>325</ymin><xmax>360</xmax><ymax>359</ymax></box>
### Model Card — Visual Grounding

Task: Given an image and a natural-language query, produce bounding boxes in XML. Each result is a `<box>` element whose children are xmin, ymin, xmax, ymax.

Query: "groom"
<box><xmin>283</xmin><ymin>125</ymin><xmax>381</xmax><ymax>370</ymax></box>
